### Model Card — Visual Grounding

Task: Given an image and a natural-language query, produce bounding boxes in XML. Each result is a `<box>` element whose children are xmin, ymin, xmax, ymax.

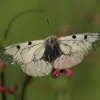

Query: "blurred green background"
<box><xmin>0</xmin><ymin>0</ymin><xmax>100</xmax><ymax>100</ymax></box>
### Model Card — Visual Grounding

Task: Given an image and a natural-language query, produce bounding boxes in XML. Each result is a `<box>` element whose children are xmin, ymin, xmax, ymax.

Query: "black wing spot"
<box><xmin>28</xmin><ymin>41</ymin><xmax>32</xmax><ymax>45</ymax></box>
<box><xmin>84</xmin><ymin>35</ymin><xmax>87</xmax><ymax>39</ymax></box>
<box><xmin>16</xmin><ymin>45</ymin><xmax>20</xmax><ymax>50</ymax></box>
<box><xmin>72</xmin><ymin>35</ymin><xmax>76</xmax><ymax>39</ymax></box>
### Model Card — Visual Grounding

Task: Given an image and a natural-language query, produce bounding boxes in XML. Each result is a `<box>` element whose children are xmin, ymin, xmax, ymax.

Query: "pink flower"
<box><xmin>51</xmin><ymin>69</ymin><xmax>72</xmax><ymax>78</ymax></box>
<box><xmin>51</xmin><ymin>69</ymin><xmax>60</xmax><ymax>78</ymax></box>
<box><xmin>0</xmin><ymin>86</ymin><xmax>11</xmax><ymax>93</ymax></box>
<box><xmin>63</xmin><ymin>69</ymin><xmax>72</xmax><ymax>76</ymax></box>
<box><xmin>11</xmin><ymin>83</ymin><xmax>18</xmax><ymax>92</ymax></box>
<box><xmin>0</xmin><ymin>83</ymin><xmax>18</xmax><ymax>94</ymax></box>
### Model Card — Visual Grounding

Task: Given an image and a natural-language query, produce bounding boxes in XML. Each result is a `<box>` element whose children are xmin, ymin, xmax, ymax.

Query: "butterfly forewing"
<box><xmin>0</xmin><ymin>40</ymin><xmax>45</xmax><ymax>64</ymax></box>
<box><xmin>59</xmin><ymin>33</ymin><xmax>100</xmax><ymax>55</ymax></box>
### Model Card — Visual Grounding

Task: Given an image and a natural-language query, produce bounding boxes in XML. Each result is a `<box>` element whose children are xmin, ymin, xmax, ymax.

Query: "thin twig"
<box><xmin>0</xmin><ymin>64</ymin><xmax>6</xmax><ymax>100</ymax></box>
<box><xmin>21</xmin><ymin>76</ymin><xmax>32</xmax><ymax>100</ymax></box>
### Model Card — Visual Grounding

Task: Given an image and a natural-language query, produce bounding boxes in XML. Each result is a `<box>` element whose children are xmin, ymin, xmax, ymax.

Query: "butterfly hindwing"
<box><xmin>21</xmin><ymin>60</ymin><xmax>52</xmax><ymax>77</ymax></box>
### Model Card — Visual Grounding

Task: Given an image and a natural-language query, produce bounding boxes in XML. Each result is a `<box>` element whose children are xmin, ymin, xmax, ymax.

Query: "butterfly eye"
<box><xmin>51</xmin><ymin>38</ymin><xmax>57</xmax><ymax>44</ymax></box>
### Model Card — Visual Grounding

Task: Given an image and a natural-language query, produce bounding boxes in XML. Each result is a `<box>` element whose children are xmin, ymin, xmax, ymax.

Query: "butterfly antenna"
<box><xmin>47</xmin><ymin>19</ymin><xmax>53</xmax><ymax>34</ymax></box>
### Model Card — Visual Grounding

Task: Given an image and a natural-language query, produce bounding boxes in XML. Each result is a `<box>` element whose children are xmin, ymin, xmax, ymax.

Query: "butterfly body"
<box><xmin>0</xmin><ymin>33</ymin><xmax>100</xmax><ymax>77</ymax></box>
<box><xmin>43</xmin><ymin>35</ymin><xmax>62</xmax><ymax>62</ymax></box>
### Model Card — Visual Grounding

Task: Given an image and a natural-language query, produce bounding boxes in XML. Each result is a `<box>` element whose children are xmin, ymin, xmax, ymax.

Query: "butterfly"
<box><xmin>0</xmin><ymin>33</ymin><xmax>100</xmax><ymax>78</ymax></box>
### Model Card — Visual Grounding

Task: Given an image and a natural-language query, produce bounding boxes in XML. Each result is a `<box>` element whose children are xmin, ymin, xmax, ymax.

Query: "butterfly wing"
<box><xmin>0</xmin><ymin>40</ymin><xmax>53</xmax><ymax>77</ymax></box>
<box><xmin>0</xmin><ymin>40</ymin><xmax>45</xmax><ymax>64</ymax></box>
<box><xmin>21</xmin><ymin>60</ymin><xmax>52</xmax><ymax>77</ymax></box>
<box><xmin>54</xmin><ymin>33</ymin><xmax>100</xmax><ymax>69</ymax></box>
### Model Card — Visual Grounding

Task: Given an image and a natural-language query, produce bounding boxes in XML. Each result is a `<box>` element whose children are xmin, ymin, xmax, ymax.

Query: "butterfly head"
<box><xmin>46</xmin><ymin>36</ymin><xmax>58</xmax><ymax>47</ymax></box>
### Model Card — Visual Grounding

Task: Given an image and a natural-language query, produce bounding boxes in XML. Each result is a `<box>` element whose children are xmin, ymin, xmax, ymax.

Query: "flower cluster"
<box><xmin>51</xmin><ymin>69</ymin><xmax>72</xmax><ymax>78</ymax></box>
<box><xmin>0</xmin><ymin>84</ymin><xmax>18</xmax><ymax>94</ymax></box>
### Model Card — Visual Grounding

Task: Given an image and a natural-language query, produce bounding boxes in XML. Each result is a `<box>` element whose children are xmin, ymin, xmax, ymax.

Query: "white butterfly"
<box><xmin>0</xmin><ymin>33</ymin><xmax>100</xmax><ymax>77</ymax></box>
